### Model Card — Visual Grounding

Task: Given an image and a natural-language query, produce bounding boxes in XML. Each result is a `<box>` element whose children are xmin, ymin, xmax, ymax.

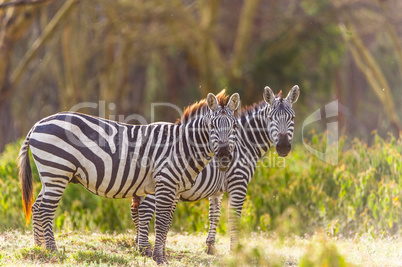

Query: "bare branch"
<box><xmin>10</xmin><ymin>0</ymin><xmax>78</xmax><ymax>86</ymax></box>
<box><xmin>340</xmin><ymin>22</ymin><xmax>401</xmax><ymax>133</ymax></box>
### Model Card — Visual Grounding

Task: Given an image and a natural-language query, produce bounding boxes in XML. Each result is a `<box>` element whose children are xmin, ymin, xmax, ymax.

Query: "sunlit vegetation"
<box><xmin>1</xmin><ymin>230</ymin><xmax>401</xmax><ymax>266</ymax></box>
<box><xmin>1</xmin><ymin>133</ymin><xmax>401</xmax><ymax>236</ymax></box>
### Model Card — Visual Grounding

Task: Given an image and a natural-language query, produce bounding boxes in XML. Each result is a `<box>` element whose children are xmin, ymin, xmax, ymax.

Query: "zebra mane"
<box><xmin>277</xmin><ymin>90</ymin><xmax>283</xmax><ymax>102</ymax></box>
<box><xmin>176</xmin><ymin>89</ymin><xmax>229</xmax><ymax>125</ymax></box>
<box><xmin>238</xmin><ymin>89</ymin><xmax>286</xmax><ymax>119</ymax></box>
<box><xmin>238</xmin><ymin>100</ymin><xmax>267</xmax><ymax>119</ymax></box>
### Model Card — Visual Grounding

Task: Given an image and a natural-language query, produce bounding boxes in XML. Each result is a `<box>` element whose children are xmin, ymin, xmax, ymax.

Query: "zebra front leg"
<box><xmin>131</xmin><ymin>195</ymin><xmax>155</xmax><ymax>257</ymax></box>
<box><xmin>161</xmin><ymin>195</ymin><xmax>180</xmax><ymax>259</ymax></box>
<box><xmin>228</xmin><ymin>191</ymin><xmax>246</xmax><ymax>252</ymax></box>
<box><xmin>32</xmin><ymin>187</ymin><xmax>45</xmax><ymax>247</ymax></box>
<box><xmin>152</xmin><ymin>181</ymin><xmax>177</xmax><ymax>265</ymax></box>
<box><xmin>205</xmin><ymin>193</ymin><xmax>223</xmax><ymax>255</ymax></box>
<box><xmin>138</xmin><ymin>194</ymin><xmax>156</xmax><ymax>257</ymax></box>
<box><xmin>39</xmin><ymin>179</ymin><xmax>68</xmax><ymax>251</ymax></box>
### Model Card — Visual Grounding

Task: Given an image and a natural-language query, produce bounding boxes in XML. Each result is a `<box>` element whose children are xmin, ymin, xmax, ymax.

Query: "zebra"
<box><xmin>131</xmin><ymin>85</ymin><xmax>300</xmax><ymax>255</ymax></box>
<box><xmin>18</xmin><ymin>92</ymin><xmax>240</xmax><ymax>264</ymax></box>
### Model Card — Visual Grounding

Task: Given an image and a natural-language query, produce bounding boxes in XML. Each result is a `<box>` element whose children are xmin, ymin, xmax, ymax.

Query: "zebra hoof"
<box><xmin>152</xmin><ymin>255</ymin><xmax>168</xmax><ymax>265</ymax></box>
<box><xmin>206</xmin><ymin>243</ymin><xmax>217</xmax><ymax>255</ymax></box>
<box><xmin>139</xmin><ymin>246</ymin><xmax>153</xmax><ymax>257</ymax></box>
<box><xmin>35</xmin><ymin>237</ymin><xmax>46</xmax><ymax>247</ymax></box>
<box><xmin>46</xmin><ymin>244</ymin><xmax>58</xmax><ymax>252</ymax></box>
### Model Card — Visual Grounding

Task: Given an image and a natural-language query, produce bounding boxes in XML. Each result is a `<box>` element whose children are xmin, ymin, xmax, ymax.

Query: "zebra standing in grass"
<box><xmin>131</xmin><ymin>86</ymin><xmax>300</xmax><ymax>255</ymax></box>
<box><xmin>18</xmin><ymin>92</ymin><xmax>240</xmax><ymax>264</ymax></box>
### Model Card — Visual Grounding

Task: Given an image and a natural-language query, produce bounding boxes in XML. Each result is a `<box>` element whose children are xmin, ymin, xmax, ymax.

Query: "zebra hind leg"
<box><xmin>131</xmin><ymin>197</ymin><xmax>140</xmax><ymax>246</ymax></box>
<box><xmin>39</xmin><ymin>179</ymin><xmax>69</xmax><ymax>251</ymax></box>
<box><xmin>206</xmin><ymin>193</ymin><xmax>223</xmax><ymax>255</ymax></box>
<box><xmin>32</xmin><ymin>188</ymin><xmax>45</xmax><ymax>247</ymax></box>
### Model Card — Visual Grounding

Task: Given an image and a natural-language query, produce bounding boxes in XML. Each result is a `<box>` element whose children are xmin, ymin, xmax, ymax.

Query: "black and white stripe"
<box><xmin>18</xmin><ymin>92</ymin><xmax>240</xmax><ymax>264</ymax></box>
<box><xmin>131</xmin><ymin>86</ymin><xmax>300</xmax><ymax>255</ymax></box>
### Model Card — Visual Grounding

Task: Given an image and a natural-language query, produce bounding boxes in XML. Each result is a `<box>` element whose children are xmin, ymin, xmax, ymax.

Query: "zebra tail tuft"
<box><xmin>18</xmin><ymin>129</ymin><xmax>34</xmax><ymax>225</ymax></box>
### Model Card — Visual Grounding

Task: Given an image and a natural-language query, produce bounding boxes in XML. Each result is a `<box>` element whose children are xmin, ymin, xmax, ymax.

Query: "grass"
<box><xmin>0</xmin><ymin>230</ymin><xmax>401</xmax><ymax>266</ymax></box>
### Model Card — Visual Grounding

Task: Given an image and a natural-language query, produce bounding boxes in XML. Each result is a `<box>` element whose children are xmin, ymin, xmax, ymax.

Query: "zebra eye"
<box><xmin>233</xmin><ymin>123</ymin><xmax>237</xmax><ymax>129</ymax></box>
<box><xmin>210</xmin><ymin>124</ymin><xmax>215</xmax><ymax>129</ymax></box>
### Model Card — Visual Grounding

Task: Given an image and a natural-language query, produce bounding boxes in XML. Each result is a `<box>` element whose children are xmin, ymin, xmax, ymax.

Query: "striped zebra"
<box><xmin>18</xmin><ymin>92</ymin><xmax>240</xmax><ymax>264</ymax></box>
<box><xmin>131</xmin><ymin>85</ymin><xmax>300</xmax><ymax>255</ymax></box>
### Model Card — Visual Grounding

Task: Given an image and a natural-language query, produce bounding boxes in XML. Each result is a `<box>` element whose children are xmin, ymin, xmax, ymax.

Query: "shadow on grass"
<box><xmin>99</xmin><ymin>235</ymin><xmax>136</xmax><ymax>249</ymax></box>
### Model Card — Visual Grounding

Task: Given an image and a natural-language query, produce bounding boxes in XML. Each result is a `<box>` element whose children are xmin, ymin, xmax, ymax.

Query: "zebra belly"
<box><xmin>179</xmin><ymin>165</ymin><xmax>226</xmax><ymax>201</ymax></box>
<box><xmin>131</xmin><ymin>176</ymin><xmax>156</xmax><ymax>197</ymax></box>
<box><xmin>31</xmin><ymin>143</ymin><xmax>156</xmax><ymax>199</ymax></box>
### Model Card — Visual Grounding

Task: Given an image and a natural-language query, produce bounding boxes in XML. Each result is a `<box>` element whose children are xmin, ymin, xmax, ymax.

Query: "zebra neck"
<box><xmin>182</xmin><ymin>120</ymin><xmax>213</xmax><ymax>173</ymax></box>
<box><xmin>239</xmin><ymin>107</ymin><xmax>271</xmax><ymax>158</ymax></box>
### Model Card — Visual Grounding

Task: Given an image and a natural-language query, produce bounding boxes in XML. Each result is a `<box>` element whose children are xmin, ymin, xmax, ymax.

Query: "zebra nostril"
<box><xmin>221</xmin><ymin>156</ymin><xmax>230</xmax><ymax>165</ymax></box>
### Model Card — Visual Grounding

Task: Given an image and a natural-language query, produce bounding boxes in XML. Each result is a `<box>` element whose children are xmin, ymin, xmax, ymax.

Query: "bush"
<box><xmin>299</xmin><ymin>233</ymin><xmax>348</xmax><ymax>267</ymax></box>
<box><xmin>173</xmin><ymin>133</ymin><xmax>402</xmax><ymax>236</ymax></box>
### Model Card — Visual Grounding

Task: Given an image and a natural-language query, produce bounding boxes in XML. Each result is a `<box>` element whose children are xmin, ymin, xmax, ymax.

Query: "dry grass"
<box><xmin>0</xmin><ymin>230</ymin><xmax>401</xmax><ymax>266</ymax></box>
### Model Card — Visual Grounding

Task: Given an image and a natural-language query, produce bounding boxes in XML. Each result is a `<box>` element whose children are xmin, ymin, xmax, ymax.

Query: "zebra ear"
<box><xmin>207</xmin><ymin>93</ymin><xmax>219</xmax><ymax>111</ymax></box>
<box><xmin>227</xmin><ymin>93</ymin><xmax>240</xmax><ymax>112</ymax></box>
<box><xmin>285</xmin><ymin>85</ymin><xmax>300</xmax><ymax>105</ymax></box>
<box><xmin>263</xmin><ymin>86</ymin><xmax>275</xmax><ymax>105</ymax></box>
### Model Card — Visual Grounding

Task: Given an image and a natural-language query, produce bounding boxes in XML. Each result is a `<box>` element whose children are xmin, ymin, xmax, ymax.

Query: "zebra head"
<box><xmin>264</xmin><ymin>85</ymin><xmax>300</xmax><ymax>157</ymax></box>
<box><xmin>206</xmin><ymin>92</ymin><xmax>240</xmax><ymax>171</ymax></box>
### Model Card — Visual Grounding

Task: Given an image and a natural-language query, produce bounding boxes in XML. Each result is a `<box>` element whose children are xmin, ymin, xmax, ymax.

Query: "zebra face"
<box><xmin>207</xmin><ymin>93</ymin><xmax>240</xmax><ymax>171</ymax></box>
<box><xmin>263</xmin><ymin>85</ymin><xmax>300</xmax><ymax>157</ymax></box>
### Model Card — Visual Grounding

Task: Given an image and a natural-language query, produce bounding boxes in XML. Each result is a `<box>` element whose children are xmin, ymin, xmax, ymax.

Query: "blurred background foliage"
<box><xmin>1</xmin><ymin>0</ymin><xmax>402</xmax><ymax>237</ymax></box>
<box><xmin>0</xmin><ymin>0</ymin><xmax>401</xmax><ymax>149</ymax></box>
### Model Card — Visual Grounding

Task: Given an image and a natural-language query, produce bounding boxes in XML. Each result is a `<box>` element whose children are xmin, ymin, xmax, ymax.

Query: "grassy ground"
<box><xmin>0</xmin><ymin>230</ymin><xmax>401</xmax><ymax>266</ymax></box>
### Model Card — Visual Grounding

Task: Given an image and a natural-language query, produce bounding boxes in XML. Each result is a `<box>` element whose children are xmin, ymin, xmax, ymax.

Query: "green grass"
<box><xmin>1</xmin><ymin>230</ymin><xmax>401</xmax><ymax>266</ymax></box>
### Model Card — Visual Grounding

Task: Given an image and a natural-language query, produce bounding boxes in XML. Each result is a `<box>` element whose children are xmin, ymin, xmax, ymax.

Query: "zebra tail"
<box><xmin>18</xmin><ymin>128</ymin><xmax>34</xmax><ymax>225</ymax></box>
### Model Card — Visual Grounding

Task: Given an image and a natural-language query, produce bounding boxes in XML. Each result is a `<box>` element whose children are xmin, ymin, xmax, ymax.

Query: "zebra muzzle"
<box><xmin>216</xmin><ymin>143</ymin><xmax>232</xmax><ymax>171</ymax></box>
<box><xmin>218</xmin><ymin>155</ymin><xmax>232</xmax><ymax>171</ymax></box>
<box><xmin>217</xmin><ymin>153</ymin><xmax>232</xmax><ymax>171</ymax></box>
<box><xmin>276</xmin><ymin>133</ymin><xmax>291</xmax><ymax>157</ymax></box>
